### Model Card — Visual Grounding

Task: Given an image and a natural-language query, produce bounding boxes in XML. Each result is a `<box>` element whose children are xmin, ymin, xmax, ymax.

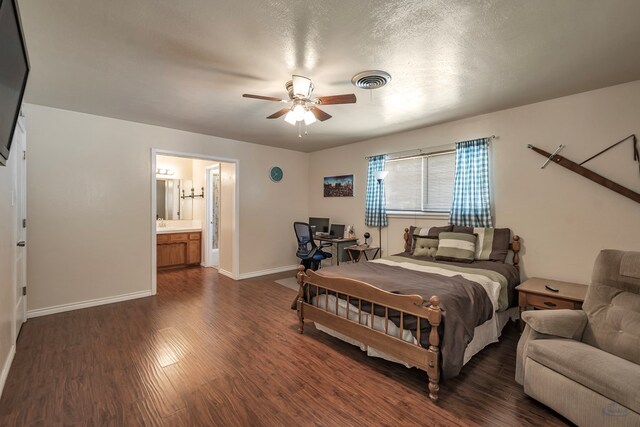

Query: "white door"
<box><xmin>14</xmin><ymin>115</ymin><xmax>27</xmax><ymax>338</ymax></box>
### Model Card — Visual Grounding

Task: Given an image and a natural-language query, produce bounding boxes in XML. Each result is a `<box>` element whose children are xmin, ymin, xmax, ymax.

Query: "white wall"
<box><xmin>309</xmin><ymin>81</ymin><xmax>640</xmax><ymax>285</ymax></box>
<box><xmin>0</xmin><ymin>136</ymin><xmax>18</xmax><ymax>395</ymax></box>
<box><xmin>25</xmin><ymin>104</ymin><xmax>308</xmax><ymax>314</ymax></box>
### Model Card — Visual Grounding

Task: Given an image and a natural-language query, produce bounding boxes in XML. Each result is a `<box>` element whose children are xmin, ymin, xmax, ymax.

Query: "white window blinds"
<box><xmin>385</xmin><ymin>151</ymin><xmax>455</xmax><ymax>212</ymax></box>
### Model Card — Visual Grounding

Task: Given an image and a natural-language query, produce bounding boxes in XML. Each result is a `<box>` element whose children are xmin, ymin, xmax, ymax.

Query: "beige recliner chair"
<box><xmin>516</xmin><ymin>250</ymin><xmax>640</xmax><ymax>427</ymax></box>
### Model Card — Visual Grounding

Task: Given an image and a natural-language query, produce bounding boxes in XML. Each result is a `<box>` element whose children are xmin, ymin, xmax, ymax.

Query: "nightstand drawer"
<box><xmin>523</xmin><ymin>293</ymin><xmax>575</xmax><ymax>310</ymax></box>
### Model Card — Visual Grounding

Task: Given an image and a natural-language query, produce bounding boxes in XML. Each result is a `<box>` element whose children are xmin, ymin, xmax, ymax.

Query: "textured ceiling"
<box><xmin>17</xmin><ymin>0</ymin><xmax>640</xmax><ymax>152</ymax></box>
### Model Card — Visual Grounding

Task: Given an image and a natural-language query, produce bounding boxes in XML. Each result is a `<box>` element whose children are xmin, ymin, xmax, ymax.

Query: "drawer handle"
<box><xmin>543</xmin><ymin>301</ymin><xmax>557</xmax><ymax>307</ymax></box>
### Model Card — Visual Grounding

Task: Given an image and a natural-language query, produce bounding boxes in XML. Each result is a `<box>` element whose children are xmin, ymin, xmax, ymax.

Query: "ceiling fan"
<box><xmin>242</xmin><ymin>75</ymin><xmax>357</xmax><ymax>129</ymax></box>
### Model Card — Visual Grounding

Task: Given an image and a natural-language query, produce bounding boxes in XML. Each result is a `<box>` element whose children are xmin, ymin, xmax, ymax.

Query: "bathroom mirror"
<box><xmin>157</xmin><ymin>179</ymin><xmax>194</xmax><ymax>220</ymax></box>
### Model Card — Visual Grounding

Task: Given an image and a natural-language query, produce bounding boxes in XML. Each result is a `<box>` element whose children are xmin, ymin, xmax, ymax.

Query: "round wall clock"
<box><xmin>269</xmin><ymin>166</ymin><xmax>284</xmax><ymax>182</ymax></box>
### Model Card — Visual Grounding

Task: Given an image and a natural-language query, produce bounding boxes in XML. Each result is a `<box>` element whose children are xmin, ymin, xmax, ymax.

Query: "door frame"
<box><xmin>150</xmin><ymin>149</ymin><xmax>240</xmax><ymax>293</ymax></box>
<box><xmin>13</xmin><ymin>113</ymin><xmax>27</xmax><ymax>340</ymax></box>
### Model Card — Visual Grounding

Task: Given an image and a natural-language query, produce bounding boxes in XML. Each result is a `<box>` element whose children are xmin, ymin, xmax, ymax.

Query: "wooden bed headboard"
<box><xmin>402</xmin><ymin>228</ymin><xmax>521</xmax><ymax>270</ymax></box>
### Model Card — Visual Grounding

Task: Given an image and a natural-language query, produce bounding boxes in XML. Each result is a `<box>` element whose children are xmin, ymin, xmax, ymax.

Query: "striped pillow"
<box><xmin>474</xmin><ymin>227</ymin><xmax>510</xmax><ymax>262</ymax></box>
<box><xmin>435</xmin><ymin>232</ymin><xmax>477</xmax><ymax>263</ymax></box>
<box><xmin>452</xmin><ymin>226</ymin><xmax>511</xmax><ymax>262</ymax></box>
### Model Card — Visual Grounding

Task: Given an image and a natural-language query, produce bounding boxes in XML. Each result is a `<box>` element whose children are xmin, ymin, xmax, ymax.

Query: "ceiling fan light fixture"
<box><xmin>243</xmin><ymin>75</ymin><xmax>356</xmax><ymax>131</ymax></box>
<box><xmin>292</xmin><ymin>103</ymin><xmax>306</xmax><ymax>121</ymax></box>
<box><xmin>303</xmin><ymin>110</ymin><xmax>317</xmax><ymax>125</ymax></box>
<box><xmin>284</xmin><ymin>110</ymin><xmax>297</xmax><ymax>125</ymax></box>
<box><xmin>292</xmin><ymin>75</ymin><xmax>313</xmax><ymax>98</ymax></box>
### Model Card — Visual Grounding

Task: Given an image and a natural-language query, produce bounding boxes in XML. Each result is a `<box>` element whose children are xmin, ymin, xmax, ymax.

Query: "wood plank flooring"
<box><xmin>0</xmin><ymin>267</ymin><xmax>571</xmax><ymax>426</ymax></box>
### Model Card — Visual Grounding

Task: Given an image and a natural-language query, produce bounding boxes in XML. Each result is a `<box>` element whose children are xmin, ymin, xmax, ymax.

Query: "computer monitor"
<box><xmin>329</xmin><ymin>224</ymin><xmax>345</xmax><ymax>238</ymax></box>
<box><xmin>309</xmin><ymin>217</ymin><xmax>330</xmax><ymax>233</ymax></box>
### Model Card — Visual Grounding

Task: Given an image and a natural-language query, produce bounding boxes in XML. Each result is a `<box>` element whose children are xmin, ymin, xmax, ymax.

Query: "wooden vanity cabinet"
<box><xmin>157</xmin><ymin>232</ymin><xmax>202</xmax><ymax>269</ymax></box>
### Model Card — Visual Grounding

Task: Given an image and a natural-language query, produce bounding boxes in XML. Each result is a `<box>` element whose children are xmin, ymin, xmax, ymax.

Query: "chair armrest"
<box><xmin>319</xmin><ymin>242</ymin><xmax>332</xmax><ymax>249</ymax></box>
<box><xmin>522</xmin><ymin>309</ymin><xmax>588</xmax><ymax>340</ymax></box>
<box><xmin>516</xmin><ymin>309</ymin><xmax>588</xmax><ymax>385</ymax></box>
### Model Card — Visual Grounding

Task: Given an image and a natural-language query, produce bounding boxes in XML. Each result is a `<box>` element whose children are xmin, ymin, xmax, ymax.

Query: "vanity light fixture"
<box><xmin>156</xmin><ymin>168</ymin><xmax>175</xmax><ymax>176</ymax></box>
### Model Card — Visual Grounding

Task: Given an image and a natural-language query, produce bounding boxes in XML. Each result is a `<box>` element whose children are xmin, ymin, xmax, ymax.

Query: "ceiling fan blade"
<box><xmin>310</xmin><ymin>106</ymin><xmax>332</xmax><ymax>122</ymax></box>
<box><xmin>292</xmin><ymin>75</ymin><xmax>313</xmax><ymax>98</ymax></box>
<box><xmin>266</xmin><ymin>108</ymin><xmax>290</xmax><ymax>119</ymax></box>
<box><xmin>243</xmin><ymin>93</ymin><xmax>286</xmax><ymax>102</ymax></box>
<box><xmin>316</xmin><ymin>94</ymin><xmax>357</xmax><ymax>105</ymax></box>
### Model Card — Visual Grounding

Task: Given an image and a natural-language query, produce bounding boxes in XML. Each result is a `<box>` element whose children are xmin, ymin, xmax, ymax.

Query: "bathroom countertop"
<box><xmin>157</xmin><ymin>227</ymin><xmax>202</xmax><ymax>234</ymax></box>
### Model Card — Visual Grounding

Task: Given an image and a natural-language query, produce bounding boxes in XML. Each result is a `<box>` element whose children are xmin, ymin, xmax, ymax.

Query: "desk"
<box><xmin>345</xmin><ymin>245</ymin><xmax>380</xmax><ymax>262</ymax></box>
<box><xmin>314</xmin><ymin>235</ymin><xmax>358</xmax><ymax>266</ymax></box>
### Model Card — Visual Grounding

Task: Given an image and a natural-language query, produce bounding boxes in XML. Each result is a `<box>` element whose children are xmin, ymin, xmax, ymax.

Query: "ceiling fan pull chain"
<box><xmin>304</xmin><ymin>122</ymin><xmax>308</xmax><ymax>136</ymax></box>
<box><xmin>298</xmin><ymin>122</ymin><xmax>302</xmax><ymax>138</ymax></box>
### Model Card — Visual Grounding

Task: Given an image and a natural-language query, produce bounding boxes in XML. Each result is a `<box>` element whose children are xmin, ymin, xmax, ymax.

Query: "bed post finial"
<box><xmin>296</xmin><ymin>265</ymin><xmax>306</xmax><ymax>334</ymax></box>
<box><xmin>426</xmin><ymin>295</ymin><xmax>441</xmax><ymax>402</ymax></box>
<box><xmin>511</xmin><ymin>235</ymin><xmax>521</xmax><ymax>270</ymax></box>
<box><xmin>403</xmin><ymin>228</ymin><xmax>411</xmax><ymax>252</ymax></box>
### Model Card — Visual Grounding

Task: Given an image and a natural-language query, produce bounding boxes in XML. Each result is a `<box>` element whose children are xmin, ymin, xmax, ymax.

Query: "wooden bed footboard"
<box><xmin>296</xmin><ymin>265</ymin><xmax>443</xmax><ymax>401</ymax></box>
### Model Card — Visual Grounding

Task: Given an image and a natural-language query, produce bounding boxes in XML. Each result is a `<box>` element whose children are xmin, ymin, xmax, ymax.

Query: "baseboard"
<box><xmin>238</xmin><ymin>264</ymin><xmax>299</xmax><ymax>280</ymax></box>
<box><xmin>26</xmin><ymin>290</ymin><xmax>153</xmax><ymax>319</ymax></box>
<box><xmin>218</xmin><ymin>269</ymin><xmax>236</xmax><ymax>279</ymax></box>
<box><xmin>0</xmin><ymin>344</ymin><xmax>16</xmax><ymax>400</ymax></box>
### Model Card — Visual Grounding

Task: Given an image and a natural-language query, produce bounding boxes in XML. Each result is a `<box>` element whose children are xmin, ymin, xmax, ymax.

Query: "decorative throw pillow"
<box><xmin>413</xmin><ymin>237</ymin><xmax>439</xmax><ymax>257</ymax></box>
<box><xmin>452</xmin><ymin>226</ymin><xmax>511</xmax><ymax>262</ymax></box>
<box><xmin>408</xmin><ymin>225</ymin><xmax>452</xmax><ymax>253</ymax></box>
<box><xmin>435</xmin><ymin>232</ymin><xmax>477</xmax><ymax>263</ymax></box>
<box><xmin>451</xmin><ymin>225</ymin><xmax>474</xmax><ymax>235</ymax></box>
<box><xmin>407</xmin><ymin>226</ymin><xmax>427</xmax><ymax>252</ymax></box>
<box><xmin>427</xmin><ymin>225</ymin><xmax>454</xmax><ymax>238</ymax></box>
<box><xmin>473</xmin><ymin>227</ymin><xmax>511</xmax><ymax>262</ymax></box>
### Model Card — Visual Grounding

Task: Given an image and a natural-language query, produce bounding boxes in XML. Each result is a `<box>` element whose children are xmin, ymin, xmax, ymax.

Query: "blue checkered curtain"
<box><xmin>365</xmin><ymin>155</ymin><xmax>388</xmax><ymax>227</ymax></box>
<box><xmin>449</xmin><ymin>138</ymin><xmax>493</xmax><ymax>227</ymax></box>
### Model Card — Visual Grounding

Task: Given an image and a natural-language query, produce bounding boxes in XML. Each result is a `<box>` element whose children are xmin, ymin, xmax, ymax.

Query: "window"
<box><xmin>385</xmin><ymin>151</ymin><xmax>455</xmax><ymax>213</ymax></box>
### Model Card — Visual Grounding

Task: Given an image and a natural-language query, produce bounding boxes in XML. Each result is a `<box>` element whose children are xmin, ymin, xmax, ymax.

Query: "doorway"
<box><xmin>151</xmin><ymin>150</ymin><xmax>239</xmax><ymax>294</ymax></box>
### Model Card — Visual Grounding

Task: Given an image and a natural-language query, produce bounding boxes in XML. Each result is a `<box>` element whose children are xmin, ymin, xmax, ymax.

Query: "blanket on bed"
<box><xmin>296</xmin><ymin>255</ymin><xmax>518</xmax><ymax>379</ymax></box>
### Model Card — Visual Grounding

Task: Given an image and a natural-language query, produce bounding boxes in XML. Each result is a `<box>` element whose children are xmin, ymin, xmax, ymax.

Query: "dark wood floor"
<box><xmin>0</xmin><ymin>267</ymin><xmax>570</xmax><ymax>426</ymax></box>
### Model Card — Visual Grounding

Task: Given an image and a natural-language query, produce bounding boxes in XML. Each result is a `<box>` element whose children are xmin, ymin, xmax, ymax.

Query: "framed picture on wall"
<box><xmin>323</xmin><ymin>175</ymin><xmax>354</xmax><ymax>197</ymax></box>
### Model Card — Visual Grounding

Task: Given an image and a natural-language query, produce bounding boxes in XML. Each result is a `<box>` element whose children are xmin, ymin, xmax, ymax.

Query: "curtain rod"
<box><xmin>365</xmin><ymin>135</ymin><xmax>497</xmax><ymax>159</ymax></box>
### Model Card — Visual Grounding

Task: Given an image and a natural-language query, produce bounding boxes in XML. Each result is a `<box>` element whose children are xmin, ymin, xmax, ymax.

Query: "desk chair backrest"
<box><xmin>294</xmin><ymin>222</ymin><xmax>317</xmax><ymax>259</ymax></box>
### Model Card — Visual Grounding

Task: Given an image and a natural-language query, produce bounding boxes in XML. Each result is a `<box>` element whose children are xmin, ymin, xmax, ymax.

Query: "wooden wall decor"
<box><xmin>528</xmin><ymin>134</ymin><xmax>640</xmax><ymax>205</ymax></box>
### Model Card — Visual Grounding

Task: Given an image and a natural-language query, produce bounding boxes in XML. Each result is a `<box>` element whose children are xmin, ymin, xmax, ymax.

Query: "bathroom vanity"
<box><xmin>157</xmin><ymin>221</ymin><xmax>202</xmax><ymax>269</ymax></box>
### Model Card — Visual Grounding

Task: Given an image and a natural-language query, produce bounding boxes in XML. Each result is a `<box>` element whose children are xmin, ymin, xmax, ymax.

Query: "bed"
<box><xmin>294</xmin><ymin>227</ymin><xmax>521</xmax><ymax>401</ymax></box>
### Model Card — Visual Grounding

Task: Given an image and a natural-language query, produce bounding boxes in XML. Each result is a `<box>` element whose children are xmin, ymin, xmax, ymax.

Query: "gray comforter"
<box><xmin>301</xmin><ymin>254</ymin><xmax>519</xmax><ymax>379</ymax></box>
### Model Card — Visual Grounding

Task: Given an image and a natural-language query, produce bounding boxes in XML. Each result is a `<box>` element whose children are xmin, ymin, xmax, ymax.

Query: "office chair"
<box><xmin>293</xmin><ymin>222</ymin><xmax>332</xmax><ymax>271</ymax></box>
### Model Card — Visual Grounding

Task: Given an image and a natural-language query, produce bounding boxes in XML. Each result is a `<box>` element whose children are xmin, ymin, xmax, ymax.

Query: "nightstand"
<box><xmin>516</xmin><ymin>277</ymin><xmax>588</xmax><ymax>331</ymax></box>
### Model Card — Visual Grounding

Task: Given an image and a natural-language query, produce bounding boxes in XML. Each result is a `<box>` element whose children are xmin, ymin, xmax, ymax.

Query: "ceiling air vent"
<box><xmin>351</xmin><ymin>70</ymin><xmax>391</xmax><ymax>89</ymax></box>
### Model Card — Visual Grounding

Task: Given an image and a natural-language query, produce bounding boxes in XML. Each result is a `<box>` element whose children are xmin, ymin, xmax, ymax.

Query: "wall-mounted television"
<box><xmin>0</xmin><ymin>0</ymin><xmax>30</xmax><ymax>166</ymax></box>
